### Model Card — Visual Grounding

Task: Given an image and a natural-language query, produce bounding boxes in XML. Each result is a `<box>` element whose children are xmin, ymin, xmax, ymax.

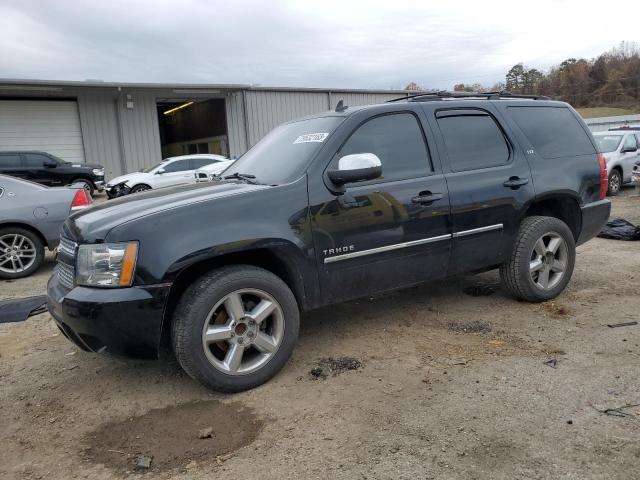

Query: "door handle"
<box><xmin>503</xmin><ymin>177</ymin><xmax>529</xmax><ymax>189</ymax></box>
<box><xmin>411</xmin><ymin>192</ymin><xmax>443</xmax><ymax>204</ymax></box>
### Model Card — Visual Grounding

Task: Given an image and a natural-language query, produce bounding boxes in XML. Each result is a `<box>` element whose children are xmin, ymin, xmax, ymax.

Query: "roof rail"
<box><xmin>387</xmin><ymin>91</ymin><xmax>550</xmax><ymax>103</ymax></box>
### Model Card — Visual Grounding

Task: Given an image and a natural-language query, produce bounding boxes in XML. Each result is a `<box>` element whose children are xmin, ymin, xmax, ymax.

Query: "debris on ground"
<box><xmin>607</xmin><ymin>321</ymin><xmax>638</xmax><ymax>328</ymax></box>
<box><xmin>448</xmin><ymin>321</ymin><xmax>492</xmax><ymax>334</ymax></box>
<box><xmin>0</xmin><ymin>295</ymin><xmax>47</xmax><ymax>324</ymax></box>
<box><xmin>540</xmin><ymin>302</ymin><xmax>572</xmax><ymax>318</ymax></box>
<box><xmin>598</xmin><ymin>218</ymin><xmax>640</xmax><ymax>241</ymax></box>
<box><xmin>197</xmin><ymin>427</ymin><xmax>213</xmax><ymax>439</ymax></box>
<box><xmin>309</xmin><ymin>357</ymin><xmax>362</xmax><ymax>379</ymax></box>
<box><xmin>463</xmin><ymin>285</ymin><xmax>496</xmax><ymax>297</ymax></box>
<box><xmin>592</xmin><ymin>403</ymin><xmax>640</xmax><ymax>418</ymax></box>
<box><xmin>544</xmin><ymin>359</ymin><xmax>558</xmax><ymax>369</ymax></box>
<box><xmin>134</xmin><ymin>455</ymin><xmax>153</xmax><ymax>470</ymax></box>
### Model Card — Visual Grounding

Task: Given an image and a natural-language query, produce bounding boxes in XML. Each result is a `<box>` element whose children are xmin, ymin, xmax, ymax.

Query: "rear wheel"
<box><xmin>171</xmin><ymin>265</ymin><xmax>299</xmax><ymax>392</ymax></box>
<box><xmin>500</xmin><ymin>216</ymin><xmax>575</xmax><ymax>303</ymax></box>
<box><xmin>607</xmin><ymin>169</ymin><xmax>622</xmax><ymax>196</ymax></box>
<box><xmin>0</xmin><ymin>227</ymin><xmax>44</xmax><ymax>279</ymax></box>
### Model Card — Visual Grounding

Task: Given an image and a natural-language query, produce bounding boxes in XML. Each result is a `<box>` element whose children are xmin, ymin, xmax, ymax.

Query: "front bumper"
<box><xmin>47</xmin><ymin>273</ymin><xmax>171</xmax><ymax>359</ymax></box>
<box><xmin>93</xmin><ymin>180</ymin><xmax>105</xmax><ymax>192</ymax></box>
<box><xmin>577</xmin><ymin>199</ymin><xmax>611</xmax><ymax>245</ymax></box>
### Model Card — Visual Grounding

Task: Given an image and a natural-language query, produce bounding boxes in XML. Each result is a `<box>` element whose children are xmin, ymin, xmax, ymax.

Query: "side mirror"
<box><xmin>156</xmin><ymin>168</ymin><xmax>165</xmax><ymax>175</ymax></box>
<box><xmin>43</xmin><ymin>159</ymin><xmax>57</xmax><ymax>168</ymax></box>
<box><xmin>327</xmin><ymin>153</ymin><xmax>382</xmax><ymax>186</ymax></box>
<box><xmin>622</xmin><ymin>146</ymin><xmax>638</xmax><ymax>153</ymax></box>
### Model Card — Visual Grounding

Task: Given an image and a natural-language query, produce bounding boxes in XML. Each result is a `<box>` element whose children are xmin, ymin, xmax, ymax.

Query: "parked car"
<box><xmin>0</xmin><ymin>175</ymin><xmax>91</xmax><ymax>279</ymax></box>
<box><xmin>48</xmin><ymin>92</ymin><xmax>610</xmax><ymax>392</ymax></box>
<box><xmin>0</xmin><ymin>151</ymin><xmax>104</xmax><ymax>195</ymax></box>
<box><xmin>593</xmin><ymin>129</ymin><xmax>640</xmax><ymax>195</ymax></box>
<box><xmin>105</xmin><ymin>154</ymin><xmax>228</xmax><ymax>197</ymax></box>
<box><xmin>194</xmin><ymin>158</ymin><xmax>235</xmax><ymax>182</ymax></box>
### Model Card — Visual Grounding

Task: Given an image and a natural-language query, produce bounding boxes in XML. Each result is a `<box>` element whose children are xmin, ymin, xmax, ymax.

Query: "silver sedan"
<box><xmin>0</xmin><ymin>175</ymin><xmax>91</xmax><ymax>279</ymax></box>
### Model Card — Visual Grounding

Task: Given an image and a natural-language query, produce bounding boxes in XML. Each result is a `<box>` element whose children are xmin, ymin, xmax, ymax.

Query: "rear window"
<box><xmin>595</xmin><ymin>135</ymin><xmax>623</xmax><ymax>153</ymax></box>
<box><xmin>507</xmin><ymin>106</ymin><xmax>596</xmax><ymax>159</ymax></box>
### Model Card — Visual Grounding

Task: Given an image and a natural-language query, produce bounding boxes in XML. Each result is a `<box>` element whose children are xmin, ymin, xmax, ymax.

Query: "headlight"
<box><xmin>93</xmin><ymin>168</ymin><xmax>104</xmax><ymax>176</ymax></box>
<box><xmin>76</xmin><ymin>242</ymin><xmax>138</xmax><ymax>287</ymax></box>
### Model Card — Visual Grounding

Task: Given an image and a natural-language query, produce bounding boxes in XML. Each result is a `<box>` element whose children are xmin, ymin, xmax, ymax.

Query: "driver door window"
<box><xmin>337</xmin><ymin>113</ymin><xmax>432</xmax><ymax>183</ymax></box>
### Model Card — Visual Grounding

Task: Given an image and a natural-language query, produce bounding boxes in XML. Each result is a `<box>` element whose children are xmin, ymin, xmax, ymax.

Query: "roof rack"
<box><xmin>387</xmin><ymin>91</ymin><xmax>550</xmax><ymax>103</ymax></box>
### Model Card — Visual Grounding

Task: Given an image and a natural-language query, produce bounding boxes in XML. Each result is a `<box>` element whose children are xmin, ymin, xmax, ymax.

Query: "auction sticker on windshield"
<box><xmin>293</xmin><ymin>133</ymin><xmax>329</xmax><ymax>144</ymax></box>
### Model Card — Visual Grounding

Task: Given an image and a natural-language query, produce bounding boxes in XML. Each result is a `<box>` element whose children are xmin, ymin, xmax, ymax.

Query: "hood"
<box><xmin>106</xmin><ymin>171</ymin><xmax>148</xmax><ymax>186</ymax></box>
<box><xmin>65</xmin><ymin>180</ymin><xmax>271</xmax><ymax>242</ymax></box>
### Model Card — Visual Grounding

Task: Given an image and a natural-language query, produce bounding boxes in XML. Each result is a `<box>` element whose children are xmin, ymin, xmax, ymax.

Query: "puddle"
<box><xmin>83</xmin><ymin>400</ymin><xmax>263</xmax><ymax>474</ymax></box>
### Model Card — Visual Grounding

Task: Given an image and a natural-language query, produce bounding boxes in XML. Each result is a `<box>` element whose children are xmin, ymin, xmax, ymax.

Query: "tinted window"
<box><xmin>191</xmin><ymin>158</ymin><xmax>218</xmax><ymax>169</ymax></box>
<box><xmin>163</xmin><ymin>159</ymin><xmax>191</xmax><ymax>173</ymax></box>
<box><xmin>436</xmin><ymin>113</ymin><xmax>509</xmax><ymax>172</ymax></box>
<box><xmin>0</xmin><ymin>154</ymin><xmax>21</xmax><ymax>167</ymax></box>
<box><xmin>25</xmin><ymin>153</ymin><xmax>47</xmax><ymax>167</ymax></box>
<box><xmin>338</xmin><ymin>113</ymin><xmax>431</xmax><ymax>182</ymax></box>
<box><xmin>507</xmin><ymin>106</ymin><xmax>596</xmax><ymax>159</ymax></box>
<box><xmin>623</xmin><ymin>134</ymin><xmax>637</xmax><ymax>150</ymax></box>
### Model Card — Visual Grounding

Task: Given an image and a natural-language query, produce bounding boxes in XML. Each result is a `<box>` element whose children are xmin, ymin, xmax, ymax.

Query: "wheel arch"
<box><xmin>160</xmin><ymin>246</ymin><xmax>308</xmax><ymax>345</ymax></box>
<box><xmin>522</xmin><ymin>194</ymin><xmax>582</xmax><ymax>242</ymax></box>
<box><xmin>0</xmin><ymin>221</ymin><xmax>50</xmax><ymax>249</ymax></box>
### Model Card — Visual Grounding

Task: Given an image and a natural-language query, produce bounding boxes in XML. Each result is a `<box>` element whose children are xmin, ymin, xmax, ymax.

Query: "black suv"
<box><xmin>47</xmin><ymin>92</ymin><xmax>610</xmax><ymax>392</ymax></box>
<box><xmin>0</xmin><ymin>151</ymin><xmax>104</xmax><ymax>194</ymax></box>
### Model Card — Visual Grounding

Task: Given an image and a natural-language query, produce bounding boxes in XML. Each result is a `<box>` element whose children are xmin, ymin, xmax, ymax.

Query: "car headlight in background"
<box><xmin>76</xmin><ymin>242</ymin><xmax>138</xmax><ymax>287</ymax></box>
<box><xmin>92</xmin><ymin>168</ymin><xmax>104</xmax><ymax>176</ymax></box>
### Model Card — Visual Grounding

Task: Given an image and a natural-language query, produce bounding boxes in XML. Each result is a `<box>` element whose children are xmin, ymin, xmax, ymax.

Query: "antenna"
<box><xmin>335</xmin><ymin>99</ymin><xmax>348</xmax><ymax>112</ymax></box>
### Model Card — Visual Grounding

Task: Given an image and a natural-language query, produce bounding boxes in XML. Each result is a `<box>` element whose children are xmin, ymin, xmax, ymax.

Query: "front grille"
<box><xmin>57</xmin><ymin>236</ymin><xmax>77</xmax><ymax>289</ymax></box>
<box><xmin>57</xmin><ymin>262</ymin><xmax>75</xmax><ymax>289</ymax></box>
<box><xmin>59</xmin><ymin>237</ymin><xmax>77</xmax><ymax>258</ymax></box>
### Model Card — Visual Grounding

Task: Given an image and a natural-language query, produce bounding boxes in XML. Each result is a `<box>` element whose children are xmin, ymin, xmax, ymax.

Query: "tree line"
<box><xmin>406</xmin><ymin>42</ymin><xmax>640</xmax><ymax>109</ymax></box>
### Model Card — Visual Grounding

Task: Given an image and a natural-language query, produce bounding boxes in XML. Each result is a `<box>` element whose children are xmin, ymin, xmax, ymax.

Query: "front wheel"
<box><xmin>607</xmin><ymin>169</ymin><xmax>622</xmax><ymax>196</ymax></box>
<box><xmin>72</xmin><ymin>178</ymin><xmax>94</xmax><ymax>196</ymax></box>
<box><xmin>171</xmin><ymin>265</ymin><xmax>300</xmax><ymax>392</ymax></box>
<box><xmin>130</xmin><ymin>184</ymin><xmax>151</xmax><ymax>194</ymax></box>
<box><xmin>500</xmin><ymin>216</ymin><xmax>576</xmax><ymax>303</ymax></box>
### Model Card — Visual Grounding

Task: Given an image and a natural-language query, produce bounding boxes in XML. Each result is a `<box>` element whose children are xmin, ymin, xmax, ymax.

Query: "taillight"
<box><xmin>71</xmin><ymin>189</ymin><xmax>92</xmax><ymax>210</ymax></box>
<box><xmin>598</xmin><ymin>153</ymin><xmax>608</xmax><ymax>200</ymax></box>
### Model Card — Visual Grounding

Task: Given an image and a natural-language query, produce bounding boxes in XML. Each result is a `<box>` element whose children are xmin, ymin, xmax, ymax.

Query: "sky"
<box><xmin>0</xmin><ymin>0</ymin><xmax>638</xmax><ymax>90</ymax></box>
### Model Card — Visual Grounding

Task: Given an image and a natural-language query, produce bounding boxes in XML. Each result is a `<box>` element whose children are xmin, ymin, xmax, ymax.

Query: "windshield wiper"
<box><xmin>223</xmin><ymin>172</ymin><xmax>259</xmax><ymax>184</ymax></box>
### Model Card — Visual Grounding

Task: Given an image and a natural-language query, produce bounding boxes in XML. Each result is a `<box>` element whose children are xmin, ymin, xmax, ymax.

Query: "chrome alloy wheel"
<box><xmin>201</xmin><ymin>289</ymin><xmax>285</xmax><ymax>375</ymax></box>
<box><xmin>0</xmin><ymin>234</ymin><xmax>37</xmax><ymax>274</ymax></box>
<box><xmin>529</xmin><ymin>232</ymin><xmax>568</xmax><ymax>290</ymax></box>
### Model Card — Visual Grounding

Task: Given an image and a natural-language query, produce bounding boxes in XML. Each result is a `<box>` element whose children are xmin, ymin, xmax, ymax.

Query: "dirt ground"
<box><xmin>1</xmin><ymin>190</ymin><xmax>640</xmax><ymax>480</ymax></box>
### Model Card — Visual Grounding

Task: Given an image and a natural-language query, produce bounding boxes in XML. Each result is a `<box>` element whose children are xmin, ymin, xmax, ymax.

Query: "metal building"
<box><xmin>0</xmin><ymin>79</ymin><xmax>411</xmax><ymax>179</ymax></box>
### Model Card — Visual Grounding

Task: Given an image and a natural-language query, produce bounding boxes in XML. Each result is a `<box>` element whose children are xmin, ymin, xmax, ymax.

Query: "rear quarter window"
<box><xmin>506</xmin><ymin>106</ymin><xmax>595</xmax><ymax>159</ymax></box>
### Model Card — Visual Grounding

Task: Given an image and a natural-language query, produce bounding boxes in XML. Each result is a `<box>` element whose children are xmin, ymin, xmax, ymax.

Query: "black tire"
<box><xmin>0</xmin><ymin>227</ymin><xmax>45</xmax><ymax>279</ymax></box>
<box><xmin>130</xmin><ymin>184</ymin><xmax>151</xmax><ymax>194</ymax></box>
<box><xmin>607</xmin><ymin>169</ymin><xmax>622</xmax><ymax>196</ymax></box>
<box><xmin>171</xmin><ymin>265</ymin><xmax>300</xmax><ymax>392</ymax></box>
<box><xmin>500</xmin><ymin>216</ymin><xmax>576</xmax><ymax>303</ymax></box>
<box><xmin>72</xmin><ymin>178</ymin><xmax>94</xmax><ymax>196</ymax></box>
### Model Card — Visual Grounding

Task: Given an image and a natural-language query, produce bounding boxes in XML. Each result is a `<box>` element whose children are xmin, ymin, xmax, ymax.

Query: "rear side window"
<box><xmin>622</xmin><ymin>134</ymin><xmax>638</xmax><ymax>151</ymax></box>
<box><xmin>0</xmin><ymin>154</ymin><xmax>21</xmax><ymax>167</ymax></box>
<box><xmin>507</xmin><ymin>106</ymin><xmax>595</xmax><ymax>159</ymax></box>
<box><xmin>436</xmin><ymin>112</ymin><xmax>510</xmax><ymax>172</ymax></box>
<box><xmin>338</xmin><ymin>112</ymin><xmax>431</xmax><ymax>182</ymax></box>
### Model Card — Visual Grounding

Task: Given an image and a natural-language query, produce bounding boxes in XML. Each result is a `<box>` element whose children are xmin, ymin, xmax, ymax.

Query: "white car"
<box><xmin>194</xmin><ymin>158</ymin><xmax>235</xmax><ymax>182</ymax></box>
<box><xmin>105</xmin><ymin>154</ymin><xmax>229</xmax><ymax>197</ymax></box>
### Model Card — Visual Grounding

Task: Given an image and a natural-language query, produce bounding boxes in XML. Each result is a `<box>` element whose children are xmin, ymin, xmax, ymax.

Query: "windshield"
<box><xmin>141</xmin><ymin>161</ymin><xmax>166</xmax><ymax>173</ymax></box>
<box><xmin>223</xmin><ymin>116</ymin><xmax>344</xmax><ymax>185</ymax></box>
<box><xmin>595</xmin><ymin>135</ymin><xmax>623</xmax><ymax>153</ymax></box>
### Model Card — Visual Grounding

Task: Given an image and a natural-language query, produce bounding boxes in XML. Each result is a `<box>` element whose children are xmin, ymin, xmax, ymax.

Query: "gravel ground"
<box><xmin>1</xmin><ymin>190</ymin><xmax>640</xmax><ymax>480</ymax></box>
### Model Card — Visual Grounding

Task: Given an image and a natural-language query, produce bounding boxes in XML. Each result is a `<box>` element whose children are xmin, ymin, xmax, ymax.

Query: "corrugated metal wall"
<box><xmin>226</xmin><ymin>90</ymin><xmax>407</xmax><ymax>157</ymax></box>
<box><xmin>585</xmin><ymin>114</ymin><xmax>640</xmax><ymax>132</ymax></box>
<box><xmin>77</xmin><ymin>91</ymin><xmax>123</xmax><ymax>178</ymax></box>
<box><xmin>117</xmin><ymin>91</ymin><xmax>162</xmax><ymax>174</ymax></box>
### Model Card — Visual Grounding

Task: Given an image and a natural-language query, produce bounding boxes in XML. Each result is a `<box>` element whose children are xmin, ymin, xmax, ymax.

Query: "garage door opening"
<box><xmin>156</xmin><ymin>98</ymin><xmax>228</xmax><ymax>158</ymax></box>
